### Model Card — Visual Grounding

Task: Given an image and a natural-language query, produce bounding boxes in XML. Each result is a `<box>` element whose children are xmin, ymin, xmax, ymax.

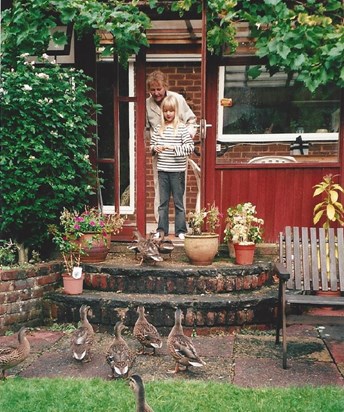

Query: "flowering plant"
<box><xmin>187</xmin><ymin>202</ymin><xmax>221</xmax><ymax>235</ymax></box>
<box><xmin>224</xmin><ymin>202</ymin><xmax>264</xmax><ymax>245</ymax></box>
<box><xmin>48</xmin><ymin>207</ymin><xmax>125</xmax><ymax>275</ymax></box>
<box><xmin>59</xmin><ymin>207</ymin><xmax>125</xmax><ymax>238</ymax></box>
<box><xmin>1</xmin><ymin>53</ymin><xmax>100</xmax><ymax>263</ymax></box>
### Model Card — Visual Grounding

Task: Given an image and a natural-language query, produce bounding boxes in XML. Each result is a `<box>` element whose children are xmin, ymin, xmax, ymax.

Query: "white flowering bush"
<box><xmin>0</xmin><ymin>54</ymin><xmax>101</xmax><ymax>262</ymax></box>
<box><xmin>224</xmin><ymin>202</ymin><xmax>264</xmax><ymax>245</ymax></box>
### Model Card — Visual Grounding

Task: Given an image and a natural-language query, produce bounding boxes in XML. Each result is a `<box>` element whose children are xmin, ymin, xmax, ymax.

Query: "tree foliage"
<box><xmin>1</xmin><ymin>0</ymin><xmax>343</xmax><ymax>90</ymax></box>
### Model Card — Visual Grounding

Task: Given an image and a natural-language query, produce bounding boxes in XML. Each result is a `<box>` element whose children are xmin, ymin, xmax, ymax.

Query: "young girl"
<box><xmin>150</xmin><ymin>95</ymin><xmax>195</xmax><ymax>240</ymax></box>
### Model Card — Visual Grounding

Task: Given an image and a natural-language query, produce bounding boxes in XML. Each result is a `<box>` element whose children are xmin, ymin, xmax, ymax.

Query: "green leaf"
<box><xmin>327</xmin><ymin>204</ymin><xmax>336</xmax><ymax>220</ymax></box>
<box><xmin>313</xmin><ymin>210</ymin><xmax>323</xmax><ymax>224</ymax></box>
<box><xmin>329</xmin><ymin>190</ymin><xmax>339</xmax><ymax>203</ymax></box>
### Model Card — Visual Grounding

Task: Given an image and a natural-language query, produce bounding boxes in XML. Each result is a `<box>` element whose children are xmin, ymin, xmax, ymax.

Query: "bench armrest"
<box><xmin>274</xmin><ymin>262</ymin><xmax>290</xmax><ymax>282</ymax></box>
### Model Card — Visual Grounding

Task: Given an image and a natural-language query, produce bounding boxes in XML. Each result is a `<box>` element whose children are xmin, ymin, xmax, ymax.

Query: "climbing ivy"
<box><xmin>1</xmin><ymin>0</ymin><xmax>343</xmax><ymax>90</ymax></box>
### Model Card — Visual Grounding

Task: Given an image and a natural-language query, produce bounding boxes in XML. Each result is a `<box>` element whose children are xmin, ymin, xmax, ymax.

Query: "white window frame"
<box><xmin>217</xmin><ymin>66</ymin><xmax>339</xmax><ymax>144</ymax></box>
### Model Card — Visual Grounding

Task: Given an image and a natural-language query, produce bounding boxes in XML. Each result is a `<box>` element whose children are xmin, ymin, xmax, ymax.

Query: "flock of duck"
<box><xmin>0</xmin><ymin>305</ymin><xmax>205</xmax><ymax>412</ymax></box>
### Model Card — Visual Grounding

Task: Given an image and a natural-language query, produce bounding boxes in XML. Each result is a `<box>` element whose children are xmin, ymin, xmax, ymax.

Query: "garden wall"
<box><xmin>0</xmin><ymin>262</ymin><xmax>62</xmax><ymax>334</ymax></box>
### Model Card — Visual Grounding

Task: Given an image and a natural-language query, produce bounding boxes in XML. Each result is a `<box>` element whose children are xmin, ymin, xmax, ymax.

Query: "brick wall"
<box><xmin>0</xmin><ymin>262</ymin><xmax>62</xmax><ymax>333</ymax></box>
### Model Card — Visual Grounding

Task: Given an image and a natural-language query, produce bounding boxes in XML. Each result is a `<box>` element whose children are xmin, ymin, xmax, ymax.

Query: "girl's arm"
<box><xmin>174</xmin><ymin>124</ymin><xmax>195</xmax><ymax>156</ymax></box>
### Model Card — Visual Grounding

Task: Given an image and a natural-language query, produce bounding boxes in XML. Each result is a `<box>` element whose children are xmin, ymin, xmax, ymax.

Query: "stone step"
<box><xmin>81</xmin><ymin>262</ymin><xmax>272</xmax><ymax>294</ymax></box>
<box><xmin>43</xmin><ymin>286</ymin><xmax>278</xmax><ymax>334</ymax></box>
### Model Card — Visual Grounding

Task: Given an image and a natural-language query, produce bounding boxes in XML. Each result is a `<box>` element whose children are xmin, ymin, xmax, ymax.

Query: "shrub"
<box><xmin>0</xmin><ymin>55</ymin><xmax>101</xmax><ymax>261</ymax></box>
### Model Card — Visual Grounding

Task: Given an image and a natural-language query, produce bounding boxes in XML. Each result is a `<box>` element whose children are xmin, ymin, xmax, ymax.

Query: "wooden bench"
<box><xmin>274</xmin><ymin>226</ymin><xmax>344</xmax><ymax>369</ymax></box>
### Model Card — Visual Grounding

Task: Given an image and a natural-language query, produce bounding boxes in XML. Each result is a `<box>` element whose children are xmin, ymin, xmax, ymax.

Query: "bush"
<box><xmin>0</xmin><ymin>55</ymin><xmax>101</xmax><ymax>261</ymax></box>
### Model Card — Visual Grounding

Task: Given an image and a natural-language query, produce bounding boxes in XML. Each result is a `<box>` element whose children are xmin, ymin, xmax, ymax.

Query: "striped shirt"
<box><xmin>150</xmin><ymin>123</ymin><xmax>194</xmax><ymax>172</ymax></box>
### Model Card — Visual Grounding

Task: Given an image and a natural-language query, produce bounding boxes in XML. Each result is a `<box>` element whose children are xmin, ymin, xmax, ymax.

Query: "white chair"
<box><xmin>248</xmin><ymin>156</ymin><xmax>297</xmax><ymax>164</ymax></box>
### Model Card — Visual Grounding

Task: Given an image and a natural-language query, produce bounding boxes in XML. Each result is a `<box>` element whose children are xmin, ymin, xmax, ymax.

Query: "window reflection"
<box><xmin>217</xmin><ymin>66</ymin><xmax>340</xmax><ymax>164</ymax></box>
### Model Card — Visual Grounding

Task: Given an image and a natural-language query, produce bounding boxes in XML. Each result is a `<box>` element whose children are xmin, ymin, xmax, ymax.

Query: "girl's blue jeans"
<box><xmin>157</xmin><ymin>171</ymin><xmax>187</xmax><ymax>236</ymax></box>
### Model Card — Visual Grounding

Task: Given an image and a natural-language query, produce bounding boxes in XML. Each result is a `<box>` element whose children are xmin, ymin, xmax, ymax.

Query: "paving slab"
<box><xmin>1</xmin><ymin>325</ymin><xmax>344</xmax><ymax>387</ymax></box>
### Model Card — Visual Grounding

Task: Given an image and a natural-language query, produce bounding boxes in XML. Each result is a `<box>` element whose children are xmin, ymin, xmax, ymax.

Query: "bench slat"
<box><xmin>293</xmin><ymin>227</ymin><xmax>302</xmax><ymax>290</ymax></box>
<box><xmin>301</xmin><ymin>227</ymin><xmax>310</xmax><ymax>290</ymax></box>
<box><xmin>286</xmin><ymin>293</ymin><xmax>344</xmax><ymax>305</ymax></box>
<box><xmin>319</xmin><ymin>228</ymin><xmax>329</xmax><ymax>291</ymax></box>
<box><xmin>310</xmin><ymin>228</ymin><xmax>320</xmax><ymax>290</ymax></box>
<box><xmin>285</xmin><ymin>226</ymin><xmax>294</xmax><ymax>289</ymax></box>
<box><xmin>338</xmin><ymin>228</ymin><xmax>344</xmax><ymax>292</ymax></box>
<box><xmin>328</xmin><ymin>228</ymin><xmax>338</xmax><ymax>291</ymax></box>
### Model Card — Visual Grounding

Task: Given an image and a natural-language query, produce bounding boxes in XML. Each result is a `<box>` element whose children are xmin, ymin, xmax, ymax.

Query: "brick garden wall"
<box><xmin>0</xmin><ymin>262</ymin><xmax>62</xmax><ymax>334</ymax></box>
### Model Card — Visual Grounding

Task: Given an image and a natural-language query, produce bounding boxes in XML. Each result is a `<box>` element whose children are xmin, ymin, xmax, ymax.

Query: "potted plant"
<box><xmin>313</xmin><ymin>174</ymin><xmax>344</xmax><ymax>229</ymax></box>
<box><xmin>184</xmin><ymin>202</ymin><xmax>221</xmax><ymax>266</ymax></box>
<box><xmin>48</xmin><ymin>226</ymin><xmax>84</xmax><ymax>295</ymax></box>
<box><xmin>313</xmin><ymin>174</ymin><xmax>344</xmax><ymax>294</ymax></box>
<box><xmin>224</xmin><ymin>202</ymin><xmax>264</xmax><ymax>265</ymax></box>
<box><xmin>50</xmin><ymin>207</ymin><xmax>125</xmax><ymax>263</ymax></box>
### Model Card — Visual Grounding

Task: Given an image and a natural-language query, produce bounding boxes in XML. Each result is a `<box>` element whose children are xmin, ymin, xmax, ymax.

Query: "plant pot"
<box><xmin>62</xmin><ymin>273</ymin><xmax>84</xmax><ymax>295</ymax></box>
<box><xmin>184</xmin><ymin>233</ymin><xmax>219</xmax><ymax>266</ymax></box>
<box><xmin>78</xmin><ymin>233</ymin><xmax>111</xmax><ymax>263</ymax></box>
<box><xmin>234</xmin><ymin>243</ymin><xmax>255</xmax><ymax>265</ymax></box>
<box><xmin>227</xmin><ymin>241</ymin><xmax>236</xmax><ymax>258</ymax></box>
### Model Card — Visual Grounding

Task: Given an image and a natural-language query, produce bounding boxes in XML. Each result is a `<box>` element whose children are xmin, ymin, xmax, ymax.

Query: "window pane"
<box><xmin>217</xmin><ymin>66</ymin><xmax>340</xmax><ymax>164</ymax></box>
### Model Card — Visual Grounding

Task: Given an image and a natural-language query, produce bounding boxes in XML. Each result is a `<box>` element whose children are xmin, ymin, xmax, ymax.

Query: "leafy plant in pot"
<box><xmin>184</xmin><ymin>202</ymin><xmax>221</xmax><ymax>266</ymax></box>
<box><xmin>224</xmin><ymin>202</ymin><xmax>264</xmax><ymax>265</ymax></box>
<box><xmin>48</xmin><ymin>227</ymin><xmax>84</xmax><ymax>295</ymax></box>
<box><xmin>49</xmin><ymin>207</ymin><xmax>125</xmax><ymax>264</ymax></box>
<box><xmin>313</xmin><ymin>174</ymin><xmax>344</xmax><ymax>294</ymax></box>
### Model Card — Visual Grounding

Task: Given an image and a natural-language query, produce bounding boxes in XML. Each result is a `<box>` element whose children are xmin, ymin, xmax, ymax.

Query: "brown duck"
<box><xmin>106</xmin><ymin>321</ymin><xmax>135</xmax><ymax>379</ymax></box>
<box><xmin>132</xmin><ymin>230</ymin><xmax>163</xmax><ymax>265</ymax></box>
<box><xmin>151</xmin><ymin>230</ymin><xmax>174</xmax><ymax>259</ymax></box>
<box><xmin>129</xmin><ymin>374</ymin><xmax>155</xmax><ymax>412</ymax></box>
<box><xmin>70</xmin><ymin>304</ymin><xmax>94</xmax><ymax>362</ymax></box>
<box><xmin>0</xmin><ymin>326</ymin><xmax>31</xmax><ymax>379</ymax></box>
<box><xmin>167</xmin><ymin>308</ymin><xmax>206</xmax><ymax>373</ymax></box>
<box><xmin>133</xmin><ymin>306</ymin><xmax>162</xmax><ymax>355</ymax></box>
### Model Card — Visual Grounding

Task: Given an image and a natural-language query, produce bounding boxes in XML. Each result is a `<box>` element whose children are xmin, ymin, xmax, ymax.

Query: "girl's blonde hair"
<box><xmin>159</xmin><ymin>95</ymin><xmax>180</xmax><ymax>136</ymax></box>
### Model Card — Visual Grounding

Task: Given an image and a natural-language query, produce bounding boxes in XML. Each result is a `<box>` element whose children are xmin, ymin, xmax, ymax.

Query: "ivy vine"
<box><xmin>2</xmin><ymin>0</ymin><xmax>343</xmax><ymax>90</ymax></box>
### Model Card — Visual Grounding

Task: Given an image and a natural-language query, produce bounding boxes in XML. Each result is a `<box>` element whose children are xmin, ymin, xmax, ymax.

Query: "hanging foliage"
<box><xmin>1</xmin><ymin>0</ymin><xmax>343</xmax><ymax>90</ymax></box>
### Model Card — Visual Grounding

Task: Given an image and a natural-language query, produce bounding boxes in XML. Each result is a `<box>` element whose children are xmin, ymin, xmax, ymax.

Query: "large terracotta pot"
<box><xmin>184</xmin><ymin>233</ymin><xmax>219</xmax><ymax>266</ymax></box>
<box><xmin>78</xmin><ymin>233</ymin><xmax>111</xmax><ymax>263</ymax></box>
<box><xmin>234</xmin><ymin>243</ymin><xmax>256</xmax><ymax>265</ymax></box>
<box><xmin>62</xmin><ymin>273</ymin><xmax>84</xmax><ymax>295</ymax></box>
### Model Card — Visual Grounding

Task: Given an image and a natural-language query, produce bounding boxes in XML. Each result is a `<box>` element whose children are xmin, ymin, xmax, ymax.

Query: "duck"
<box><xmin>129</xmin><ymin>374</ymin><xmax>155</xmax><ymax>412</ymax></box>
<box><xmin>132</xmin><ymin>230</ymin><xmax>163</xmax><ymax>265</ymax></box>
<box><xmin>106</xmin><ymin>321</ymin><xmax>135</xmax><ymax>379</ymax></box>
<box><xmin>167</xmin><ymin>308</ymin><xmax>206</xmax><ymax>373</ymax></box>
<box><xmin>152</xmin><ymin>230</ymin><xmax>174</xmax><ymax>259</ymax></box>
<box><xmin>133</xmin><ymin>306</ymin><xmax>162</xmax><ymax>355</ymax></box>
<box><xmin>127</xmin><ymin>238</ymin><xmax>140</xmax><ymax>261</ymax></box>
<box><xmin>70</xmin><ymin>304</ymin><xmax>94</xmax><ymax>362</ymax></box>
<box><xmin>0</xmin><ymin>326</ymin><xmax>31</xmax><ymax>379</ymax></box>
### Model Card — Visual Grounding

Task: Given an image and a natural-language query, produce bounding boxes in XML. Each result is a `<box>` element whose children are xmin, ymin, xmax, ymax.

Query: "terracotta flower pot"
<box><xmin>234</xmin><ymin>243</ymin><xmax>256</xmax><ymax>265</ymax></box>
<box><xmin>184</xmin><ymin>233</ymin><xmax>219</xmax><ymax>266</ymax></box>
<box><xmin>78</xmin><ymin>233</ymin><xmax>111</xmax><ymax>263</ymax></box>
<box><xmin>62</xmin><ymin>273</ymin><xmax>84</xmax><ymax>295</ymax></box>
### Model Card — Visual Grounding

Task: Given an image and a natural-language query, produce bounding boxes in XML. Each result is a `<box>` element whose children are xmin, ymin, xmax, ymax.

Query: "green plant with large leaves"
<box><xmin>0</xmin><ymin>55</ymin><xmax>100</xmax><ymax>262</ymax></box>
<box><xmin>313</xmin><ymin>174</ymin><xmax>344</xmax><ymax>229</ymax></box>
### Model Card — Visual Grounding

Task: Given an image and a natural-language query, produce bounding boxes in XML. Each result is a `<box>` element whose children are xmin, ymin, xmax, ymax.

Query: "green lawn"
<box><xmin>0</xmin><ymin>378</ymin><xmax>343</xmax><ymax>412</ymax></box>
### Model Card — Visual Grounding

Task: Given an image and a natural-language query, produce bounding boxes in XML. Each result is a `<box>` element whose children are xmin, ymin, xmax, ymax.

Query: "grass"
<box><xmin>0</xmin><ymin>378</ymin><xmax>344</xmax><ymax>412</ymax></box>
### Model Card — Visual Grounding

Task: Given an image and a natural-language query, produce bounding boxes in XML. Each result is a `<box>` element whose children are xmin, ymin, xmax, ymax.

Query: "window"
<box><xmin>217</xmin><ymin>65</ymin><xmax>340</xmax><ymax>164</ymax></box>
